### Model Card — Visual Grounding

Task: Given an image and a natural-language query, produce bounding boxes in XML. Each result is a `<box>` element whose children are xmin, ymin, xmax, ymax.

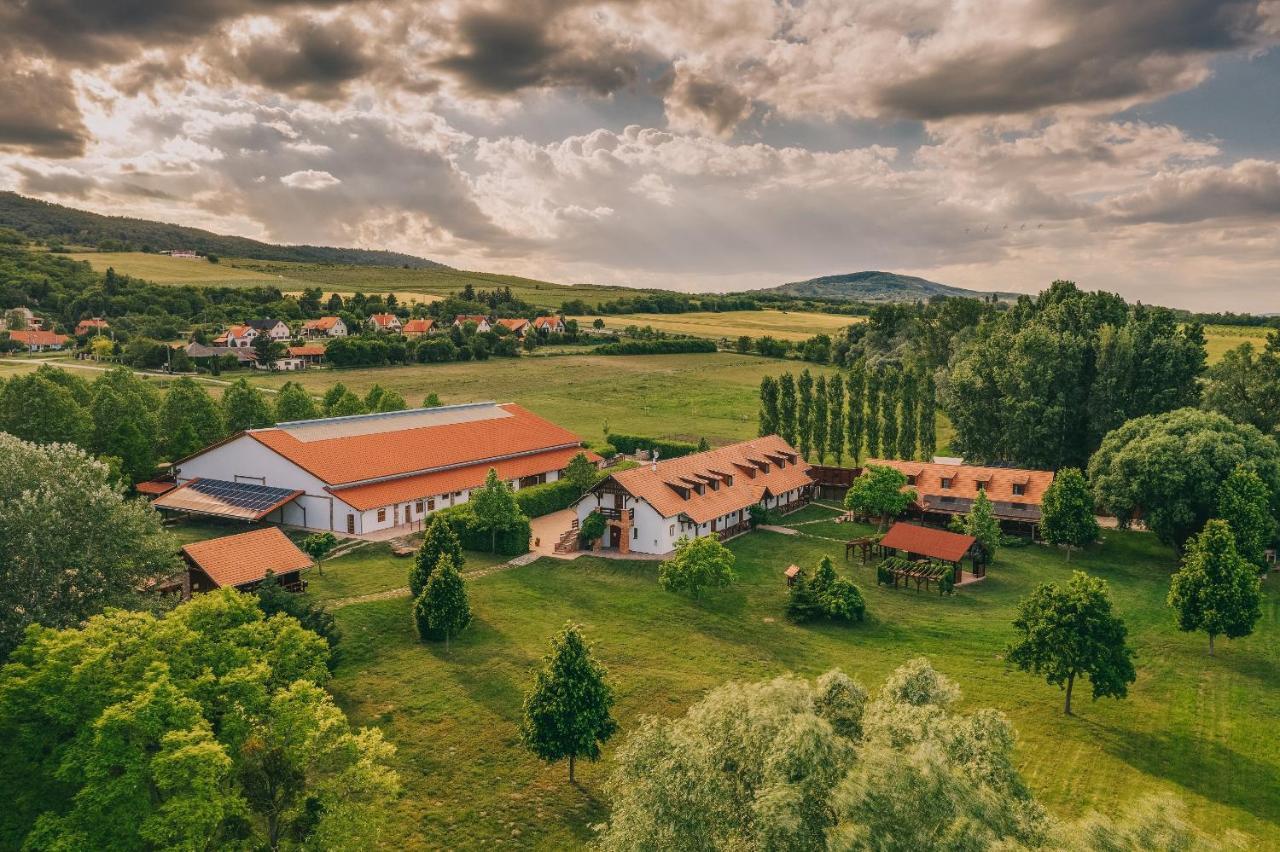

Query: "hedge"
<box><xmin>515</xmin><ymin>477</ymin><xmax>585</xmax><ymax>518</ymax></box>
<box><xmin>430</xmin><ymin>504</ymin><xmax>531</xmax><ymax>556</ymax></box>
<box><xmin>593</xmin><ymin>338</ymin><xmax>717</xmax><ymax>355</ymax></box>
<box><xmin>607</xmin><ymin>433</ymin><xmax>700</xmax><ymax>460</ymax></box>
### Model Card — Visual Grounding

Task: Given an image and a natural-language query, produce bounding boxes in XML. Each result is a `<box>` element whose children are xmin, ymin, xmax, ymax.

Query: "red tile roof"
<box><xmin>879</xmin><ymin>523</ymin><xmax>976</xmax><ymax>563</ymax></box>
<box><xmin>333</xmin><ymin>446</ymin><xmax>601</xmax><ymax>510</ymax></box>
<box><xmin>7</xmin><ymin>330</ymin><xmax>70</xmax><ymax>347</ymax></box>
<box><xmin>533</xmin><ymin>316</ymin><xmax>562</xmax><ymax>329</ymax></box>
<box><xmin>135</xmin><ymin>479</ymin><xmax>177</xmax><ymax>496</ymax></box>
<box><xmin>182</xmin><ymin>527</ymin><xmax>312</xmax><ymax>589</ymax></box>
<box><xmin>497</xmin><ymin>318</ymin><xmax>530</xmax><ymax>332</ymax></box>
<box><xmin>248</xmin><ymin>403</ymin><xmax>587</xmax><ymax>487</ymax></box>
<box><xmin>75</xmin><ymin>318</ymin><xmax>109</xmax><ymax>334</ymax></box>
<box><xmin>402</xmin><ymin>319</ymin><xmax>434</xmax><ymax>334</ymax></box>
<box><xmin>287</xmin><ymin>345</ymin><xmax>326</xmax><ymax>357</ymax></box>
<box><xmin>303</xmin><ymin>316</ymin><xmax>342</xmax><ymax>330</ymax></box>
<box><xmin>370</xmin><ymin>313</ymin><xmax>399</xmax><ymax>327</ymax></box>
<box><xmin>606</xmin><ymin>435</ymin><xmax>812</xmax><ymax>524</ymax></box>
<box><xmin>454</xmin><ymin>314</ymin><xmax>488</xmax><ymax>325</ymax></box>
<box><xmin>866</xmin><ymin>459</ymin><xmax>1053</xmax><ymax>506</ymax></box>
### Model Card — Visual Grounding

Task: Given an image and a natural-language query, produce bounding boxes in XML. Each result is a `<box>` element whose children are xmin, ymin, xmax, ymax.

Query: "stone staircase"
<box><xmin>553</xmin><ymin>518</ymin><xmax>581</xmax><ymax>554</ymax></box>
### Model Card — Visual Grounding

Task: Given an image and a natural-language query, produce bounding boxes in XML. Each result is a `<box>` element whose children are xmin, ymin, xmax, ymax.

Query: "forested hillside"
<box><xmin>0</xmin><ymin>193</ymin><xmax>443</xmax><ymax>268</ymax></box>
<box><xmin>764</xmin><ymin>270</ymin><xmax>1019</xmax><ymax>302</ymax></box>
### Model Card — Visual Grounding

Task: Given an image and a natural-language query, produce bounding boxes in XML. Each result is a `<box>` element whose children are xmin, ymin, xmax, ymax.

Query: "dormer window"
<box><xmin>1012</xmin><ymin>483</ymin><xmax>1026</xmax><ymax>496</ymax></box>
<box><xmin>941</xmin><ymin>477</ymin><xmax>953</xmax><ymax>490</ymax></box>
<box><xmin>725</xmin><ymin>475</ymin><xmax>734</xmax><ymax>486</ymax></box>
<box><xmin>906</xmin><ymin>475</ymin><xmax>917</xmax><ymax>486</ymax></box>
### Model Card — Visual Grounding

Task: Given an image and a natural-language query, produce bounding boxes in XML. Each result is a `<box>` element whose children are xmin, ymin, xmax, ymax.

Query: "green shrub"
<box><xmin>515</xmin><ymin>478</ymin><xmax>584</xmax><ymax>518</ymax></box>
<box><xmin>593</xmin><ymin>339</ymin><xmax>717</xmax><ymax>356</ymax></box>
<box><xmin>431</xmin><ymin>504</ymin><xmax>531</xmax><ymax>556</ymax></box>
<box><xmin>608</xmin><ymin>433</ymin><xmax>700</xmax><ymax>460</ymax></box>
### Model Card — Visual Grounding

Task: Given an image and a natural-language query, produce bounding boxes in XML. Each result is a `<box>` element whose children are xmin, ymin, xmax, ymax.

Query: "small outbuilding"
<box><xmin>879</xmin><ymin>522</ymin><xmax>985</xmax><ymax>583</ymax></box>
<box><xmin>180</xmin><ymin>527</ymin><xmax>312</xmax><ymax>597</ymax></box>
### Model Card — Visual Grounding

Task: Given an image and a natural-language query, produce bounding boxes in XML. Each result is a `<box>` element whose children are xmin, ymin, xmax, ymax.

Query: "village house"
<box><xmin>401</xmin><ymin>318</ymin><xmax>435</xmax><ymax>337</ymax></box>
<box><xmin>215</xmin><ymin>324</ymin><xmax>256</xmax><ymax>348</ymax></box>
<box><xmin>863</xmin><ymin>458</ymin><xmax>1055</xmax><ymax>537</ymax></box>
<box><xmin>157</xmin><ymin>402</ymin><xmax>598</xmax><ymax>536</ymax></box>
<box><xmin>185</xmin><ymin>341</ymin><xmax>256</xmax><ymax>366</ymax></box>
<box><xmin>75</xmin><ymin>317</ymin><xmax>110</xmax><ymax>336</ymax></box>
<box><xmin>496</xmin><ymin>318</ymin><xmax>531</xmax><ymax>337</ymax></box>
<box><xmin>369</xmin><ymin>313</ymin><xmax>402</xmax><ymax>333</ymax></box>
<box><xmin>573</xmin><ymin>436</ymin><xmax>813</xmax><ymax>556</ymax></box>
<box><xmin>179</xmin><ymin>527</ymin><xmax>313</xmax><ymax>597</ymax></box>
<box><xmin>454</xmin><ymin>314</ymin><xmax>492</xmax><ymax>333</ymax></box>
<box><xmin>287</xmin><ymin>344</ymin><xmax>326</xmax><ymax>366</ymax></box>
<box><xmin>302</xmin><ymin>316</ymin><xmax>348</xmax><ymax>338</ymax></box>
<box><xmin>6</xmin><ymin>307</ymin><xmax>42</xmax><ymax>330</ymax></box>
<box><xmin>533</xmin><ymin>315</ymin><xmax>565</xmax><ymax>334</ymax></box>
<box><xmin>6</xmin><ymin>329</ymin><xmax>70</xmax><ymax>351</ymax></box>
<box><xmin>246</xmin><ymin>319</ymin><xmax>291</xmax><ymax>341</ymax></box>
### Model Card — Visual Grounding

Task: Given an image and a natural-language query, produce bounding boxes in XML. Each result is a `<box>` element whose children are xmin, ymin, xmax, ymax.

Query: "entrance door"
<box><xmin>609</xmin><ymin>525</ymin><xmax>621</xmax><ymax>549</ymax></box>
<box><xmin>346</xmin><ymin>514</ymin><xmax>355</xmax><ymax>534</ymax></box>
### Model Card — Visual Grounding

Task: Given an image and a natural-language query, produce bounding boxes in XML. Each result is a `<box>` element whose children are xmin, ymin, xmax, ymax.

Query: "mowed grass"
<box><xmin>573</xmin><ymin>310</ymin><xmax>864</xmax><ymax>342</ymax></box>
<box><xmin>322</xmin><ymin>527</ymin><xmax>1280</xmax><ymax>849</ymax></box>
<box><xmin>1202</xmin><ymin>324</ymin><xmax>1273</xmax><ymax>364</ymax></box>
<box><xmin>305</xmin><ymin>545</ymin><xmax>507</xmax><ymax>603</ymax></box>
<box><xmin>68</xmin><ymin>252</ymin><xmax>293</xmax><ymax>286</ymax></box>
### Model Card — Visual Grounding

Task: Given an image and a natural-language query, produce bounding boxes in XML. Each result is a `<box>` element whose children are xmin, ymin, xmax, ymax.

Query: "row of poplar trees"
<box><xmin>758</xmin><ymin>361</ymin><xmax>938</xmax><ymax>466</ymax></box>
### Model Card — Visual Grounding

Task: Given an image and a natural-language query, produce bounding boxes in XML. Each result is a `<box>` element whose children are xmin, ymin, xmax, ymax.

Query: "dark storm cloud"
<box><xmin>435</xmin><ymin>6</ymin><xmax>639</xmax><ymax>96</ymax></box>
<box><xmin>228</xmin><ymin>17</ymin><xmax>373</xmax><ymax>100</ymax></box>
<box><xmin>660</xmin><ymin>71</ymin><xmax>752</xmax><ymax>136</ymax></box>
<box><xmin>1107</xmin><ymin>160</ymin><xmax>1280</xmax><ymax>224</ymax></box>
<box><xmin>16</xmin><ymin>166</ymin><xmax>99</xmax><ymax>198</ymax></box>
<box><xmin>878</xmin><ymin>0</ymin><xmax>1270</xmax><ymax>119</ymax></box>
<box><xmin>0</xmin><ymin>68</ymin><xmax>88</xmax><ymax>158</ymax></box>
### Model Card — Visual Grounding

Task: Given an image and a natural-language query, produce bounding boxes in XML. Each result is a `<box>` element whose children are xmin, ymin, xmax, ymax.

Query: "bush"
<box><xmin>431</xmin><ymin>503</ymin><xmax>531</xmax><ymax>555</ymax></box>
<box><xmin>593</xmin><ymin>338</ymin><xmax>717</xmax><ymax>356</ymax></box>
<box><xmin>608</xmin><ymin>433</ymin><xmax>700</xmax><ymax>460</ymax></box>
<box><xmin>516</xmin><ymin>477</ymin><xmax>587</xmax><ymax>518</ymax></box>
<box><xmin>789</xmin><ymin>556</ymin><xmax>867</xmax><ymax>624</ymax></box>
<box><xmin>597</xmin><ymin>443</ymin><xmax>617</xmax><ymax>459</ymax></box>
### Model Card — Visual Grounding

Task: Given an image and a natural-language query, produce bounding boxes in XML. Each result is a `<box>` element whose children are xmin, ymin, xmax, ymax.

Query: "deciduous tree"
<box><xmin>221</xmin><ymin>377</ymin><xmax>275</xmax><ymax>432</ymax></box>
<box><xmin>797</xmin><ymin>368</ymin><xmax>814</xmax><ymax>460</ymax></box>
<box><xmin>897</xmin><ymin>367</ymin><xmax>918</xmax><ymax>460</ymax></box>
<box><xmin>865</xmin><ymin>367</ymin><xmax>882</xmax><ymax>458</ymax></box>
<box><xmin>658</xmin><ymin>535</ymin><xmax>736</xmax><ymax>598</ymax></box>
<box><xmin>1040</xmin><ymin>467</ymin><xmax>1100</xmax><ymax>561</ymax></box>
<box><xmin>1201</xmin><ymin>337</ymin><xmax>1280</xmax><ymax>436</ymax></box>
<box><xmin>470</xmin><ymin>468</ymin><xmax>527</xmax><ymax>553</ymax></box>
<box><xmin>843</xmin><ymin>464</ymin><xmax>915</xmax><ymax>531</ymax></box>
<box><xmin>813</xmin><ymin>374</ymin><xmax>829</xmax><ymax>463</ymax></box>
<box><xmin>160</xmin><ymin>376</ymin><xmax>224</xmax><ymax>460</ymax></box>
<box><xmin>564</xmin><ymin>451</ymin><xmax>597</xmax><ymax>496</ymax></box>
<box><xmin>0</xmin><ymin>372</ymin><xmax>91</xmax><ymax>446</ymax></box>
<box><xmin>1169</xmin><ymin>520</ymin><xmax>1263</xmax><ymax>656</ymax></box>
<box><xmin>778</xmin><ymin>372</ymin><xmax>797</xmax><ymax>446</ymax></box>
<box><xmin>846</xmin><ymin>362</ymin><xmax>866</xmax><ymax>462</ymax></box>
<box><xmin>918</xmin><ymin>370</ymin><xmax>937</xmax><ymax>461</ymax></box>
<box><xmin>274</xmin><ymin>380</ymin><xmax>319</xmax><ymax>421</ymax></box>
<box><xmin>520</xmin><ymin>623</ymin><xmax>616</xmax><ymax>783</ymax></box>
<box><xmin>1216</xmin><ymin>466</ymin><xmax>1275</xmax><ymax>571</ymax></box>
<box><xmin>880</xmin><ymin>367</ymin><xmax>899</xmax><ymax>459</ymax></box>
<box><xmin>413</xmin><ymin>555</ymin><xmax>471</xmax><ymax>651</ymax></box>
<box><xmin>957</xmin><ymin>488</ymin><xmax>1001</xmax><ymax>562</ymax></box>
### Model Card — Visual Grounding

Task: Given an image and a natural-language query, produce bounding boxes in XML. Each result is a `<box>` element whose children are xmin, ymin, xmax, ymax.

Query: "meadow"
<box><xmin>574</xmin><ymin>309</ymin><xmax>862</xmax><ymax>342</ymax></box>
<box><xmin>246</xmin><ymin>508</ymin><xmax>1280</xmax><ymax>849</ymax></box>
<box><xmin>1202</xmin><ymin>323</ymin><xmax>1273</xmax><ymax>364</ymax></box>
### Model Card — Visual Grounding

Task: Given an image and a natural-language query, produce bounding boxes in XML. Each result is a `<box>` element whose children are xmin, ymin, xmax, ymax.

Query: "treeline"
<box><xmin>593</xmin><ymin>338</ymin><xmax>716</xmax><ymax>356</ymax></box>
<box><xmin>758</xmin><ymin>362</ymin><xmax>937</xmax><ymax>465</ymax></box>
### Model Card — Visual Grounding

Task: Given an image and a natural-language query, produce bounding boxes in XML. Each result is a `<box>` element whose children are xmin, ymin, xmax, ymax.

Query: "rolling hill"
<box><xmin>0</xmin><ymin>192</ymin><xmax>444</xmax><ymax>268</ymax></box>
<box><xmin>762</xmin><ymin>271</ymin><xmax>1020</xmax><ymax>302</ymax></box>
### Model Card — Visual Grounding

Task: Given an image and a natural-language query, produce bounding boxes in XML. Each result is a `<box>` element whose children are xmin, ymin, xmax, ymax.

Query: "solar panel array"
<box><xmin>188</xmin><ymin>478</ymin><xmax>299</xmax><ymax>512</ymax></box>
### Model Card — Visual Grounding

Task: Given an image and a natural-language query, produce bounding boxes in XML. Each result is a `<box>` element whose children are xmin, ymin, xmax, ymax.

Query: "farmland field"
<box><xmin>249</xmin><ymin>517</ymin><xmax>1280</xmax><ymax>849</ymax></box>
<box><xmin>573</xmin><ymin>309</ymin><xmax>862</xmax><ymax>341</ymax></box>
<box><xmin>1202</xmin><ymin>323</ymin><xmax>1273</xmax><ymax>364</ymax></box>
<box><xmin>67</xmin><ymin>251</ymin><xmax>292</xmax><ymax>287</ymax></box>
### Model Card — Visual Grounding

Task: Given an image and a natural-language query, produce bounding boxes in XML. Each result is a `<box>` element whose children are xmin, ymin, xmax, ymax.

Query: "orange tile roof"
<box><xmin>606</xmin><ymin>436</ymin><xmax>812</xmax><ymax>524</ymax></box>
<box><xmin>402</xmin><ymin>319</ymin><xmax>434</xmax><ymax>334</ymax></box>
<box><xmin>865</xmin><ymin>459</ymin><xmax>1054</xmax><ymax>506</ymax></box>
<box><xmin>224</xmin><ymin>324</ymin><xmax>252</xmax><ymax>339</ymax></box>
<box><xmin>370</xmin><ymin>313</ymin><xmax>399</xmax><ymax>326</ymax></box>
<box><xmin>248</xmin><ymin>403</ymin><xmax>588</xmax><ymax>487</ymax></box>
<box><xmin>533</xmin><ymin>316</ymin><xmax>562</xmax><ymax>329</ymax></box>
<box><xmin>879</xmin><ymin>522</ymin><xmax>975</xmax><ymax>563</ymax></box>
<box><xmin>332</xmin><ymin>446</ymin><xmax>601</xmax><ymax>510</ymax></box>
<box><xmin>303</xmin><ymin>316</ymin><xmax>341</xmax><ymax>330</ymax></box>
<box><xmin>287</xmin><ymin>345</ymin><xmax>325</xmax><ymax>357</ymax></box>
<box><xmin>454</xmin><ymin>314</ymin><xmax>488</xmax><ymax>325</ymax></box>
<box><xmin>182</xmin><ymin>527</ymin><xmax>312</xmax><ymax>589</ymax></box>
<box><xmin>135</xmin><ymin>479</ymin><xmax>177</xmax><ymax>496</ymax></box>
<box><xmin>7</xmin><ymin>330</ymin><xmax>70</xmax><ymax>347</ymax></box>
<box><xmin>497</xmin><ymin>318</ymin><xmax>530</xmax><ymax>331</ymax></box>
<box><xmin>75</xmin><ymin>318</ymin><xmax>109</xmax><ymax>333</ymax></box>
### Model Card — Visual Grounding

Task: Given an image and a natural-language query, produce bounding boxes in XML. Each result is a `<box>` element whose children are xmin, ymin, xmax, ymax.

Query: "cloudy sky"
<box><xmin>2</xmin><ymin>1</ymin><xmax>1278</xmax><ymax>310</ymax></box>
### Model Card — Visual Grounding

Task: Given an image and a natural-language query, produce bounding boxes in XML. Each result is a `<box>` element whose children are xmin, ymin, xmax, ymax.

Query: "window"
<box><xmin>906</xmin><ymin>475</ymin><xmax>917</xmax><ymax>485</ymax></box>
<box><xmin>377</xmin><ymin>508</ymin><xmax>386</xmax><ymax>523</ymax></box>
<box><xmin>1012</xmin><ymin>483</ymin><xmax>1026</xmax><ymax>496</ymax></box>
<box><xmin>414</xmin><ymin>500</ymin><xmax>424</xmax><ymax>514</ymax></box>
<box><xmin>427</xmin><ymin>497</ymin><xmax>436</xmax><ymax>511</ymax></box>
<box><xmin>941</xmin><ymin>477</ymin><xmax>953</xmax><ymax>489</ymax></box>
<box><xmin>632</xmin><ymin>527</ymin><xmax>638</xmax><ymax>539</ymax></box>
<box><xmin>976</xmin><ymin>481</ymin><xmax>987</xmax><ymax>491</ymax></box>
<box><xmin>346</xmin><ymin>514</ymin><xmax>355</xmax><ymax>534</ymax></box>
<box><xmin>669</xmin><ymin>525</ymin><xmax>675</xmax><ymax>536</ymax></box>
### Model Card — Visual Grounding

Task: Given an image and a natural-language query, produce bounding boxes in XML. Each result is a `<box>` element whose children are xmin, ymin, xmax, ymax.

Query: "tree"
<box><xmin>301</xmin><ymin>531</ymin><xmax>337</xmax><ymax>575</ymax></box>
<box><xmin>864</xmin><ymin>366</ymin><xmax>882</xmax><ymax>457</ymax></box>
<box><xmin>520</xmin><ymin>623</ymin><xmax>616</xmax><ymax>783</ymax></box>
<box><xmin>579</xmin><ymin>509</ymin><xmax>607</xmax><ymax>547</ymax></box>
<box><xmin>846</xmin><ymin>362</ymin><xmax>866</xmax><ymax>462</ymax></box>
<box><xmin>797</xmin><ymin>368</ymin><xmax>814</xmax><ymax>460</ymax></box>
<box><xmin>275</xmin><ymin>380</ymin><xmax>319</xmax><ymax>421</ymax></box>
<box><xmin>413</xmin><ymin>556</ymin><xmax>471</xmax><ymax>651</ymax></box>
<box><xmin>1088</xmin><ymin>408</ymin><xmax>1280</xmax><ymax>552</ymax></box>
<box><xmin>160</xmin><ymin>376</ymin><xmax>224</xmax><ymax>460</ymax></box>
<box><xmin>470</xmin><ymin>467</ymin><xmax>527</xmax><ymax>552</ymax></box>
<box><xmin>564</xmin><ymin>451</ymin><xmax>597</xmax><ymax>496</ymax></box>
<box><xmin>758</xmin><ymin>375</ymin><xmax>780</xmax><ymax>437</ymax></box>
<box><xmin>844</xmin><ymin>463</ymin><xmax>916</xmax><ymax>531</ymax></box>
<box><xmin>372</xmin><ymin>389</ymin><xmax>407</xmax><ymax>412</ymax></box>
<box><xmin>812</xmin><ymin>374</ymin><xmax>829</xmax><ymax>463</ymax></box>
<box><xmin>827</xmin><ymin>373</ymin><xmax>845</xmax><ymax>464</ymax></box>
<box><xmin>957</xmin><ymin>488</ymin><xmax>1001</xmax><ymax>562</ymax></box>
<box><xmin>0</xmin><ymin>372</ymin><xmax>91</xmax><ymax>446</ymax></box>
<box><xmin>410</xmin><ymin>516</ymin><xmax>464</xmax><ymax>598</ymax></box>
<box><xmin>1201</xmin><ymin>337</ymin><xmax>1280</xmax><ymax>436</ymax></box>
<box><xmin>1216</xmin><ymin>465</ymin><xmax>1275</xmax><ymax>570</ymax></box>
<box><xmin>788</xmin><ymin>556</ymin><xmax>866</xmax><ymax>624</ymax></box>
<box><xmin>327</xmin><ymin>389</ymin><xmax>368</xmax><ymax>417</ymax></box>
<box><xmin>256</xmin><ymin>569</ymin><xmax>341</xmax><ymax>654</ymax></box>
<box><xmin>778</xmin><ymin>372</ymin><xmax>797</xmax><ymax>446</ymax></box>
<box><xmin>1040</xmin><ymin>467</ymin><xmax>1100</xmax><ymax>561</ymax></box>
<box><xmin>1007</xmin><ymin>572</ymin><xmax>1136</xmax><ymax>715</ymax></box>
<box><xmin>897</xmin><ymin>367</ymin><xmax>918</xmax><ymax>460</ymax></box>
<box><xmin>918</xmin><ymin>370</ymin><xmax>937</xmax><ymax>461</ymax></box>
<box><xmin>422</xmin><ymin>392</ymin><xmax>442</xmax><ymax>407</ymax></box>
<box><xmin>221</xmin><ymin>377</ymin><xmax>275</xmax><ymax>432</ymax></box>
<box><xmin>0</xmin><ymin>590</ymin><xmax>398</xmax><ymax>849</ymax></box>
<box><xmin>252</xmin><ymin>332</ymin><xmax>283</xmax><ymax>369</ymax></box>
<box><xmin>658</xmin><ymin>535</ymin><xmax>736</xmax><ymax>598</ymax></box>
<box><xmin>880</xmin><ymin>367</ymin><xmax>899</xmax><ymax>460</ymax></box>
<box><xmin>322</xmin><ymin>382</ymin><xmax>349</xmax><ymax>414</ymax></box>
<box><xmin>1168</xmin><ymin>520</ymin><xmax>1263</xmax><ymax>656</ymax></box>
<box><xmin>0</xmin><ymin>434</ymin><xmax>176</xmax><ymax>659</ymax></box>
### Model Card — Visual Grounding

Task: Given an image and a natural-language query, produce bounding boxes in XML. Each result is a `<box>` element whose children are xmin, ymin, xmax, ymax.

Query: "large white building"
<box><xmin>157</xmin><ymin>402</ymin><xmax>597</xmax><ymax>536</ymax></box>
<box><xmin>573</xmin><ymin>436</ymin><xmax>813</xmax><ymax>555</ymax></box>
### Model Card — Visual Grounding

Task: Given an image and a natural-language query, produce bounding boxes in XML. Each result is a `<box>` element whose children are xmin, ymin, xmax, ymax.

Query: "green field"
<box><xmin>67</xmin><ymin>251</ymin><xmax>291</xmax><ymax>287</ymax></box>
<box><xmin>1203</xmin><ymin>324</ymin><xmax>1273</xmax><ymax>364</ymax></box>
<box><xmin>241</xmin><ymin>514</ymin><xmax>1280</xmax><ymax>849</ymax></box>
<box><xmin>575</xmin><ymin>309</ymin><xmax>863</xmax><ymax>342</ymax></box>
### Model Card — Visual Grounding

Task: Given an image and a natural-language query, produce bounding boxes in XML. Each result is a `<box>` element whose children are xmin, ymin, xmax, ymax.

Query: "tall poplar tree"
<box><xmin>758</xmin><ymin>375</ymin><xmax>780</xmax><ymax>437</ymax></box>
<box><xmin>812</xmin><ymin>375</ymin><xmax>829</xmax><ymax>464</ymax></box>
<box><xmin>880</xmin><ymin>368</ymin><xmax>899</xmax><ymax>461</ymax></box>
<box><xmin>846</xmin><ymin>362</ymin><xmax>866</xmax><ymax>463</ymax></box>
<box><xmin>797</xmin><ymin>369</ymin><xmax>814</xmax><ymax>460</ymax></box>
<box><xmin>778</xmin><ymin>372</ymin><xmax>798</xmax><ymax>447</ymax></box>
<box><xmin>828</xmin><ymin>374</ymin><xmax>845</xmax><ymax>465</ymax></box>
<box><xmin>897</xmin><ymin>368</ymin><xmax>918</xmax><ymax>460</ymax></box>
<box><xmin>865</xmin><ymin>368</ymin><xmax>882</xmax><ymax>458</ymax></box>
<box><xmin>919</xmin><ymin>370</ymin><xmax>938</xmax><ymax>461</ymax></box>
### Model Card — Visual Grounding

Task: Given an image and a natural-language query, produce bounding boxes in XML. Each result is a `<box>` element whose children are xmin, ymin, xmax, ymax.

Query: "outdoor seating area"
<box><xmin>876</xmin><ymin>556</ymin><xmax>955</xmax><ymax>595</ymax></box>
<box><xmin>842</xmin><ymin>522</ymin><xmax>988</xmax><ymax>591</ymax></box>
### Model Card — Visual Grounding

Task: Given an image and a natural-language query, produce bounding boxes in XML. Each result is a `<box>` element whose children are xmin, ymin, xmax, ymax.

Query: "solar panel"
<box><xmin>154</xmin><ymin>478</ymin><xmax>302</xmax><ymax>521</ymax></box>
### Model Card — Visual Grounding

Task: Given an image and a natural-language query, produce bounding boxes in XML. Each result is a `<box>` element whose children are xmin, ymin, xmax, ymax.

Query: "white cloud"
<box><xmin>280</xmin><ymin>168</ymin><xmax>340</xmax><ymax>189</ymax></box>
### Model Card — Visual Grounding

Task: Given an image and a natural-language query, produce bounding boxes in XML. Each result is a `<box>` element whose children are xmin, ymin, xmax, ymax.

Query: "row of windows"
<box><xmin>909</xmin><ymin>473</ymin><xmax>1026</xmax><ymax>497</ymax></box>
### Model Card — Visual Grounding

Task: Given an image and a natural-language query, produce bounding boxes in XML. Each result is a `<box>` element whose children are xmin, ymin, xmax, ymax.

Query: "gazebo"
<box><xmin>878</xmin><ymin>522</ymin><xmax>986</xmax><ymax>584</ymax></box>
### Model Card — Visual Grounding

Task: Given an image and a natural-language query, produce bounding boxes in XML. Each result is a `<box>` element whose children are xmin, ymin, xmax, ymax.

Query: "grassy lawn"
<box><xmin>304</xmin><ymin>545</ymin><xmax>508</xmax><ymax>602</ymax></box>
<box><xmin>573</xmin><ymin>309</ymin><xmax>863</xmax><ymax>342</ymax></box>
<box><xmin>68</xmin><ymin>252</ymin><xmax>292</xmax><ymax>286</ymax></box>
<box><xmin>1202</xmin><ymin>324</ymin><xmax>1273</xmax><ymax>364</ymax></box>
<box><xmin>323</xmin><ymin>528</ymin><xmax>1280</xmax><ymax>849</ymax></box>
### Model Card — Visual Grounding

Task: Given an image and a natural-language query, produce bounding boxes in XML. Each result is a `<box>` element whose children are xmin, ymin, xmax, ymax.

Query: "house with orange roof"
<box><xmin>180</xmin><ymin>527</ymin><xmax>313</xmax><ymax>597</ymax></box>
<box><xmin>302</xmin><ymin>316</ymin><xmax>348</xmax><ymax>338</ymax></box>
<box><xmin>863</xmin><ymin>458</ymin><xmax>1055</xmax><ymax>535</ymax></box>
<box><xmin>496</xmin><ymin>318</ymin><xmax>531</xmax><ymax>337</ymax></box>
<box><xmin>215</xmin><ymin>324</ymin><xmax>257</xmax><ymax>348</ymax></box>
<box><xmin>453</xmin><ymin>314</ymin><xmax>492</xmax><ymax>333</ymax></box>
<box><xmin>168</xmin><ymin>402</ymin><xmax>599</xmax><ymax>536</ymax></box>
<box><xmin>75</xmin><ymin>317</ymin><xmax>110</xmax><ymax>336</ymax></box>
<box><xmin>369</xmin><ymin>313</ymin><xmax>402</xmax><ymax>333</ymax></box>
<box><xmin>402</xmin><ymin>318</ymin><xmax>435</xmax><ymax>337</ymax></box>
<box><xmin>6</xmin><ymin>329</ymin><xmax>70</xmax><ymax>351</ymax></box>
<box><xmin>287</xmin><ymin>344</ymin><xmax>326</xmax><ymax>365</ymax></box>
<box><xmin>533</xmin><ymin>315</ymin><xmax>565</xmax><ymax>334</ymax></box>
<box><xmin>574</xmin><ymin>436</ymin><xmax>813</xmax><ymax>555</ymax></box>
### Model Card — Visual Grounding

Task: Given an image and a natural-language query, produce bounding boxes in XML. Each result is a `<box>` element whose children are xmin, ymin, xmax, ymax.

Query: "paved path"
<box><xmin>758</xmin><ymin>524</ymin><xmax>799</xmax><ymax>535</ymax></box>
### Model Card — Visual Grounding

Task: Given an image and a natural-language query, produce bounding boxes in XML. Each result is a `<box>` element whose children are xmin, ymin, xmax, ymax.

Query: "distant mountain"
<box><xmin>762</xmin><ymin>271</ymin><xmax>1019</xmax><ymax>303</ymax></box>
<box><xmin>0</xmin><ymin>192</ymin><xmax>445</xmax><ymax>268</ymax></box>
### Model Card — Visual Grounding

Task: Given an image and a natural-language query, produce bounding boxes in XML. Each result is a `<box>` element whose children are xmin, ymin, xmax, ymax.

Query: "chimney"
<box><xmin>651</xmin><ymin>449</ymin><xmax>659</xmax><ymax>472</ymax></box>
